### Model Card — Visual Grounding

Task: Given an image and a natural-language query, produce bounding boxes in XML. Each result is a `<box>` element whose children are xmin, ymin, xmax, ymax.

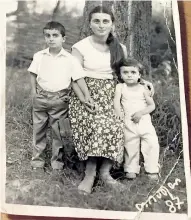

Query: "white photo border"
<box><xmin>1</xmin><ymin>0</ymin><xmax>191</xmax><ymax>219</ymax></box>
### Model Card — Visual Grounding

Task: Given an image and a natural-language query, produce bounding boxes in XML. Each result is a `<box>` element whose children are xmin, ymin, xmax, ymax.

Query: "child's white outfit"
<box><xmin>119</xmin><ymin>83</ymin><xmax>160</xmax><ymax>174</ymax></box>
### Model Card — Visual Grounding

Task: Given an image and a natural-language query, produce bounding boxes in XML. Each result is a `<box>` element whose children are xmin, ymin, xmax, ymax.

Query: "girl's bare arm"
<box><xmin>71</xmin><ymin>81</ymin><xmax>85</xmax><ymax>103</ymax></box>
<box><xmin>71</xmin><ymin>48</ymin><xmax>91</xmax><ymax>101</ymax></box>
<box><xmin>72</xmin><ymin>48</ymin><xmax>95</xmax><ymax>113</ymax></box>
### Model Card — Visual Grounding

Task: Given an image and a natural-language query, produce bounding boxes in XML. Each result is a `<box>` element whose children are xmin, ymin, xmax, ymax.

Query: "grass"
<box><xmin>5</xmin><ymin>66</ymin><xmax>188</xmax><ymax>213</ymax></box>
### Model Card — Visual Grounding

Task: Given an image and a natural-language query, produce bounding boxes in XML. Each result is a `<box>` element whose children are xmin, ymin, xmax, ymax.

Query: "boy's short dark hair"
<box><xmin>115</xmin><ymin>58</ymin><xmax>146</xmax><ymax>82</ymax></box>
<box><xmin>43</xmin><ymin>21</ymin><xmax>65</xmax><ymax>37</ymax></box>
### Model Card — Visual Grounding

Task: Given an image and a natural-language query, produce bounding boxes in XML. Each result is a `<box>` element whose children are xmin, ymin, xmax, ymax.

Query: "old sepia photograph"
<box><xmin>1</xmin><ymin>0</ymin><xmax>191</xmax><ymax>219</ymax></box>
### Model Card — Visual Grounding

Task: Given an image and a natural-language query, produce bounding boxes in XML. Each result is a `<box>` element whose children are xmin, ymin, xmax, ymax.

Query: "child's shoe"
<box><xmin>147</xmin><ymin>173</ymin><xmax>159</xmax><ymax>181</ymax></box>
<box><xmin>126</xmin><ymin>172</ymin><xmax>136</xmax><ymax>179</ymax></box>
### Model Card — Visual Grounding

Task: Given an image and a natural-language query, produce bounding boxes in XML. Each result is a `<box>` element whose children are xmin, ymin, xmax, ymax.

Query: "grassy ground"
<box><xmin>5</xmin><ymin>66</ymin><xmax>188</xmax><ymax>213</ymax></box>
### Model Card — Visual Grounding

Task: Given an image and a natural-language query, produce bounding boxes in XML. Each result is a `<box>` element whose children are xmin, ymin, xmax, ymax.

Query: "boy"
<box><xmin>28</xmin><ymin>21</ymin><xmax>91</xmax><ymax>172</ymax></box>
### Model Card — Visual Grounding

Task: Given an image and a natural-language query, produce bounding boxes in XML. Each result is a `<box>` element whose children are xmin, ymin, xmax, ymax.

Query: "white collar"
<box><xmin>42</xmin><ymin>48</ymin><xmax>70</xmax><ymax>57</ymax></box>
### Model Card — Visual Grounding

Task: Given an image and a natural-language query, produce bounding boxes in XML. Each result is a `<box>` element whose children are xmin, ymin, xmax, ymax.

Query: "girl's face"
<box><xmin>90</xmin><ymin>13</ymin><xmax>113</xmax><ymax>37</ymax></box>
<box><xmin>120</xmin><ymin>66</ymin><xmax>141</xmax><ymax>85</ymax></box>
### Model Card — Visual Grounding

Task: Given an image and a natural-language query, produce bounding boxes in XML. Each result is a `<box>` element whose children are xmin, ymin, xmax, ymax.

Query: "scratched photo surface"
<box><xmin>5</xmin><ymin>0</ymin><xmax>188</xmax><ymax>215</ymax></box>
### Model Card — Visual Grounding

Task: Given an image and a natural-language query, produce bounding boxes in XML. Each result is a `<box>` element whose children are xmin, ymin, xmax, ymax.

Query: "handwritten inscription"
<box><xmin>167</xmin><ymin>178</ymin><xmax>181</xmax><ymax>189</ymax></box>
<box><xmin>135</xmin><ymin>178</ymin><xmax>184</xmax><ymax>213</ymax></box>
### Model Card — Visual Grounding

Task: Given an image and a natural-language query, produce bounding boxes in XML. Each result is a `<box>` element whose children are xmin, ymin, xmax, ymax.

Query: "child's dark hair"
<box><xmin>116</xmin><ymin>58</ymin><xmax>146</xmax><ymax>83</ymax></box>
<box><xmin>89</xmin><ymin>6</ymin><xmax>125</xmax><ymax>70</ymax></box>
<box><xmin>43</xmin><ymin>21</ymin><xmax>65</xmax><ymax>37</ymax></box>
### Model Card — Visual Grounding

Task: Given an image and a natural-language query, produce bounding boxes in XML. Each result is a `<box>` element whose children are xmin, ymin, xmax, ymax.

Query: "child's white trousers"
<box><xmin>124</xmin><ymin>114</ymin><xmax>160</xmax><ymax>174</ymax></box>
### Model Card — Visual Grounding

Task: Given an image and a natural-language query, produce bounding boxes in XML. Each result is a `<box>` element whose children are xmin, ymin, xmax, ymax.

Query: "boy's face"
<box><xmin>44</xmin><ymin>29</ymin><xmax>65</xmax><ymax>49</ymax></box>
<box><xmin>120</xmin><ymin>66</ymin><xmax>140</xmax><ymax>84</ymax></box>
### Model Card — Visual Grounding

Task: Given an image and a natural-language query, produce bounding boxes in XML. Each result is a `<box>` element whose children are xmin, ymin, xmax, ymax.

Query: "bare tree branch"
<box><xmin>52</xmin><ymin>0</ymin><xmax>61</xmax><ymax>20</ymax></box>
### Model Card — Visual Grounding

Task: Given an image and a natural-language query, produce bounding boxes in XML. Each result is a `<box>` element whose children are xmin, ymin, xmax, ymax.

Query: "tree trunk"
<box><xmin>113</xmin><ymin>1</ymin><xmax>129</xmax><ymax>44</ymax></box>
<box><xmin>165</xmin><ymin>1</ymin><xmax>177</xmax><ymax>66</ymax></box>
<box><xmin>114</xmin><ymin>1</ymin><xmax>152</xmax><ymax>75</ymax></box>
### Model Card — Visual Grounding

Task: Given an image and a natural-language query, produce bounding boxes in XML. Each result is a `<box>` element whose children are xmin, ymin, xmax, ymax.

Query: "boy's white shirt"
<box><xmin>28</xmin><ymin>47</ymin><xmax>86</xmax><ymax>92</ymax></box>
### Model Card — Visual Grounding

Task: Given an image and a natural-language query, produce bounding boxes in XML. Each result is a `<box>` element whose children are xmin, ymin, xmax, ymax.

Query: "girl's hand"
<box><xmin>84</xmin><ymin>96</ymin><xmax>97</xmax><ymax>113</ymax></box>
<box><xmin>131</xmin><ymin>112</ymin><xmax>142</xmax><ymax>123</ymax></box>
<box><xmin>114</xmin><ymin>110</ymin><xmax>123</xmax><ymax>121</ymax></box>
<box><xmin>140</xmin><ymin>79</ymin><xmax>154</xmax><ymax>97</ymax></box>
<box><xmin>85</xmin><ymin>95</ymin><xmax>94</xmax><ymax>106</ymax></box>
<box><xmin>84</xmin><ymin>102</ymin><xmax>96</xmax><ymax>113</ymax></box>
<box><xmin>115</xmin><ymin>115</ymin><xmax>123</xmax><ymax>121</ymax></box>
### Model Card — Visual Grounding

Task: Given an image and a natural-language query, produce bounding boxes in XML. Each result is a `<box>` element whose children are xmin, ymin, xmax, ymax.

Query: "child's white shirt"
<box><xmin>120</xmin><ymin>83</ymin><xmax>148</xmax><ymax>118</ymax></box>
<box><xmin>28</xmin><ymin>48</ymin><xmax>85</xmax><ymax>92</ymax></box>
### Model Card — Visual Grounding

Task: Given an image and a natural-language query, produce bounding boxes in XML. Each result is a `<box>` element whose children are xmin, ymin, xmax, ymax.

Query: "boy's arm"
<box><xmin>28</xmin><ymin>53</ymin><xmax>39</xmax><ymax>96</ymax></box>
<box><xmin>30</xmin><ymin>72</ymin><xmax>37</xmax><ymax>96</ymax></box>
<box><xmin>114</xmin><ymin>84</ymin><xmax>122</xmax><ymax>118</ymax></box>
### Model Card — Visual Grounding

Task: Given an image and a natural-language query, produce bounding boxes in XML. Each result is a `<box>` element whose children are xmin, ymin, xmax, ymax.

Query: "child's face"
<box><xmin>120</xmin><ymin>66</ymin><xmax>140</xmax><ymax>85</ymax></box>
<box><xmin>44</xmin><ymin>29</ymin><xmax>65</xmax><ymax>50</ymax></box>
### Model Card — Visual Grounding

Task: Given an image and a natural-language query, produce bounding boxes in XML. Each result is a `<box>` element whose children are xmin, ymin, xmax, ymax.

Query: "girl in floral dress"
<box><xmin>69</xmin><ymin>6</ymin><xmax>153</xmax><ymax>194</ymax></box>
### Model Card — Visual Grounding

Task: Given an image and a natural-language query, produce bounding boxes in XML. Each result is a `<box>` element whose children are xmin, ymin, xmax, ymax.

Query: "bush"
<box><xmin>152</xmin><ymin>80</ymin><xmax>182</xmax><ymax>153</ymax></box>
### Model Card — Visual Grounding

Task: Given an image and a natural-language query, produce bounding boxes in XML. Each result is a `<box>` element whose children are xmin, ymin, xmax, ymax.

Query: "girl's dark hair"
<box><xmin>116</xmin><ymin>58</ymin><xmax>146</xmax><ymax>83</ymax></box>
<box><xmin>43</xmin><ymin>21</ymin><xmax>65</xmax><ymax>37</ymax></box>
<box><xmin>89</xmin><ymin>6</ymin><xmax>125</xmax><ymax>70</ymax></box>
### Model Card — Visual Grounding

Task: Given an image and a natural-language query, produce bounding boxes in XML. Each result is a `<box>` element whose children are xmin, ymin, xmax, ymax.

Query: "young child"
<box><xmin>114</xmin><ymin>58</ymin><xmax>160</xmax><ymax>180</ymax></box>
<box><xmin>28</xmin><ymin>21</ymin><xmax>91</xmax><ymax>172</ymax></box>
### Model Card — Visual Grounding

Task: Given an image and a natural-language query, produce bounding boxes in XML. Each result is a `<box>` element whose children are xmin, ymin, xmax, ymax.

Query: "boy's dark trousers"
<box><xmin>31</xmin><ymin>84</ymin><xmax>71</xmax><ymax>170</ymax></box>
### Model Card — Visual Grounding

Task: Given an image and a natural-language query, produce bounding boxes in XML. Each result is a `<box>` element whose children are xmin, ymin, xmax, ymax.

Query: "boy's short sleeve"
<box><xmin>71</xmin><ymin>57</ymin><xmax>86</xmax><ymax>81</ymax></box>
<box><xmin>27</xmin><ymin>53</ymin><xmax>40</xmax><ymax>74</ymax></box>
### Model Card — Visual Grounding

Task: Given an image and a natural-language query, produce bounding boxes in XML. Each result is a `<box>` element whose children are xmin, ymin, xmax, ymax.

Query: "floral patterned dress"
<box><xmin>69</xmin><ymin>36</ymin><xmax>125</xmax><ymax>164</ymax></box>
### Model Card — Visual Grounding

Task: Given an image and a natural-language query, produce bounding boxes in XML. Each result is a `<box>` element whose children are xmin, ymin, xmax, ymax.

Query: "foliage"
<box><xmin>152</xmin><ymin>81</ymin><xmax>182</xmax><ymax>152</ymax></box>
<box><xmin>6</xmin><ymin>0</ymin><xmax>176</xmax><ymax>77</ymax></box>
